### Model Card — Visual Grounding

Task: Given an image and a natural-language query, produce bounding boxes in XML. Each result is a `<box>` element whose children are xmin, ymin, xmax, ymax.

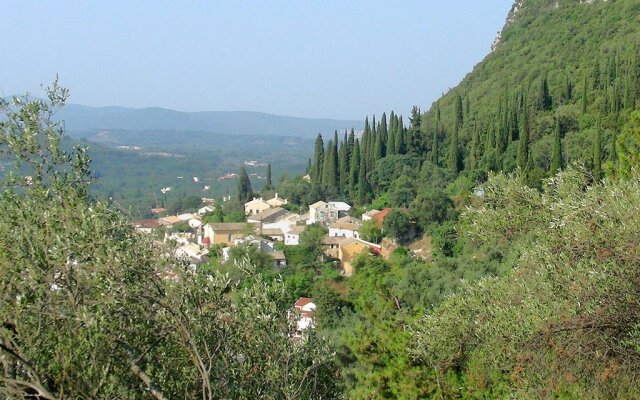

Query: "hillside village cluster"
<box><xmin>133</xmin><ymin>193</ymin><xmax>392</xmax><ymax>337</ymax></box>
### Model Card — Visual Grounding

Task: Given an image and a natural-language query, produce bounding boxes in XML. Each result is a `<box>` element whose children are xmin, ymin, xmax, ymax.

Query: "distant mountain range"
<box><xmin>59</xmin><ymin>104</ymin><xmax>361</xmax><ymax>138</ymax></box>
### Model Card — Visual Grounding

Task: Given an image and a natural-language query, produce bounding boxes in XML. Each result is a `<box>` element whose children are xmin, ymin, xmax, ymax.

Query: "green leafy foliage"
<box><xmin>0</xmin><ymin>86</ymin><xmax>340</xmax><ymax>399</ymax></box>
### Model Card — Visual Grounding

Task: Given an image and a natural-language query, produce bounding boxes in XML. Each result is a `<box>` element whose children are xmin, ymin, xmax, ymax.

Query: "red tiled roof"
<box><xmin>294</xmin><ymin>297</ymin><xmax>313</xmax><ymax>308</ymax></box>
<box><xmin>372</xmin><ymin>208</ymin><xmax>392</xmax><ymax>227</ymax></box>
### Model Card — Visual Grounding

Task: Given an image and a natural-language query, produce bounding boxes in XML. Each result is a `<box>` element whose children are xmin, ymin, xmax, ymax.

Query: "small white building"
<box><xmin>284</xmin><ymin>225</ymin><xmax>307</xmax><ymax>246</ymax></box>
<box><xmin>197</xmin><ymin>205</ymin><xmax>215</xmax><ymax>215</ymax></box>
<box><xmin>291</xmin><ymin>297</ymin><xmax>316</xmax><ymax>338</ymax></box>
<box><xmin>328</xmin><ymin>216</ymin><xmax>362</xmax><ymax>239</ymax></box>
<box><xmin>328</xmin><ymin>201</ymin><xmax>351</xmax><ymax>216</ymax></box>
<box><xmin>175</xmin><ymin>243</ymin><xmax>209</xmax><ymax>261</ymax></box>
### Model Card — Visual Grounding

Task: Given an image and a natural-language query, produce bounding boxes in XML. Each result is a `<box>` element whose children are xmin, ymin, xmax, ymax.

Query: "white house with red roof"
<box><xmin>291</xmin><ymin>297</ymin><xmax>316</xmax><ymax>337</ymax></box>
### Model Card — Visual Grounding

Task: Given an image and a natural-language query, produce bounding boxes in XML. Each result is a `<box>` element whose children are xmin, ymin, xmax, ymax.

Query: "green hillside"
<box><xmin>422</xmin><ymin>0</ymin><xmax>640</xmax><ymax>181</ymax></box>
<box><xmin>274</xmin><ymin>1</ymin><xmax>640</xmax><ymax>398</ymax></box>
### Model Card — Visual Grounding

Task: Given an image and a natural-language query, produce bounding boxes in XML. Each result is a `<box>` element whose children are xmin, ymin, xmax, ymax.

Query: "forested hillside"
<box><xmin>302</xmin><ymin>0</ymin><xmax>640</xmax><ymax>205</ymax></box>
<box><xmin>270</xmin><ymin>0</ymin><xmax>640</xmax><ymax>398</ymax></box>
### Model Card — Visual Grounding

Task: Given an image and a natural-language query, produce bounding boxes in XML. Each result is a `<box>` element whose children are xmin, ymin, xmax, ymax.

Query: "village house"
<box><xmin>261</xmin><ymin>228</ymin><xmax>285</xmax><ymax>242</ymax></box>
<box><xmin>197</xmin><ymin>205</ymin><xmax>215</xmax><ymax>215</ymax></box>
<box><xmin>307</xmin><ymin>201</ymin><xmax>339</xmax><ymax>225</ymax></box>
<box><xmin>328</xmin><ymin>201</ymin><xmax>351</xmax><ymax>217</ymax></box>
<box><xmin>158</xmin><ymin>215</ymin><xmax>181</xmax><ymax>228</ymax></box>
<box><xmin>322</xmin><ymin>236</ymin><xmax>351</xmax><ymax>259</ymax></box>
<box><xmin>247</xmin><ymin>207</ymin><xmax>290</xmax><ymax>225</ymax></box>
<box><xmin>244</xmin><ymin>197</ymin><xmax>271</xmax><ymax>215</ymax></box>
<box><xmin>133</xmin><ymin>219</ymin><xmax>160</xmax><ymax>234</ymax></box>
<box><xmin>244</xmin><ymin>194</ymin><xmax>290</xmax><ymax>216</ymax></box>
<box><xmin>203</xmin><ymin>222</ymin><xmax>258</xmax><ymax>246</ymax></box>
<box><xmin>328</xmin><ymin>216</ymin><xmax>362</xmax><ymax>239</ymax></box>
<box><xmin>290</xmin><ymin>297</ymin><xmax>316</xmax><ymax>338</ymax></box>
<box><xmin>174</xmin><ymin>243</ymin><xmax>209</xmax><ymax>266</ymax></box>
<box><xmin>337</xmin><ymin>238</ymin><xmax>382</xmax><ymax>277</ymax></box>
<box><xmin>284</xmin><ymin>225</ymin><xmax>307</xmax><ymax>246</ymax></box>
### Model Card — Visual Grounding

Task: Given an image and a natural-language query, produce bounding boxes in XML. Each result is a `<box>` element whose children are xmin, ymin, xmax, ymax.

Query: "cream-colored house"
<box><xmin>244</xmin><ymin>197</ymin><xmax>271</xmax><ymax>215</ymax></box>
<box><xmin>203</xmin><ymin>222</ymin><xmax>258</xmax><ymax>246</ymax></box>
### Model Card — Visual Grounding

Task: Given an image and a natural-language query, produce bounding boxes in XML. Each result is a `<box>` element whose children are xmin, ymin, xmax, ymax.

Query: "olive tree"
<box><xmin>0</xmin><ymin>83</ymin><xmax>340</xmax><ymax>399</ymax></box>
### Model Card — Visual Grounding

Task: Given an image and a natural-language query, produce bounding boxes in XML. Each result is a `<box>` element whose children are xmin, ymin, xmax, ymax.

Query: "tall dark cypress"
<box><xmin>347</xmin><ymin>129</ymin><xmax>355</xmax><ymax>160</ymax></box>
<box><xmin>311</xmin><ymin>134</ymin><xmax>324</xmax><ymax>184</ymax></box>
<box><xmin>357</xmin><ymin>145</ymin><xmax>370</xmax><ymax>205</ymax></box>
<box><xmin>237</xmin><ymin>166</ymin><xmax>253</xmax><ymax>204</ymax></box>
<box><xmin>469</xmin><ymin>119</ymin><xmax>480</xmax><ymax>170</ymax></box>
<box><xmin>349</xmin><ymin>139</ymin><xmax>360</xmax><ymax>197</ymax></box>
<box><xmin>455</xmin><ymin>94</ymin><xmax>464</xmax><ymax>132</ymax></box>
<box><xmin>265</xmin><ymin>163</ymin><xmax>272</xmax><ymax>190</ymax></box>
<box><xmin>379</xmin><ymin>112</ymin><xmax>388</xmax><ymax>156</ymax></box>
<box><xmin>395</xmin><ymin>116</ymin><xmax>405</xmax><ymax>154</ymax></box>
<box><xmin>432</xmin><ymin>126</ymin><xmax>439</xmax><ymax>166</ymax></box>
<box><xmin>387</xmin><ymin>112</ymin><xmax>397</xmax><ymax>156</ymax></box>
<box><xmin>339</xmin><ymin>135</ymin><xmax>349</xmax><ymax>191</ymax></box>
<box><xmin>333</xmin><ymin>131</ymin><xmax>339</xmax><ymax>187</ymax></box>
<box><xmin>582</xmin><ymin>73</ymin><xmax>588</xmax><ymax>114</ymax></box>
<box><xmin>517</xmin><ymin>96</ymin><xmax>530</xmax><ymax>171</ymax></box>
<box><xmin>538</xmin><ymin>72</ymin><xmax>552</xmax><ymax>111</ymax></box>
<box><xmin>406</xmin><ymin>106</ymin><xmax>423</xmax><ymax>155</ymax></box>
<box><xmin>322</xmin><ymin>139</ymin><xmax>338</xmax><ymax>189</ymax></box>
<box><xmin>550</xmin><ymin>117</ymin><xmax>563</xmax><ymax>174</ymax></box>
<box><xmin>593</xmin><ymin>122</ymin><xmax>602</xmax><ymax>181</ymax></box>
<box><xmin>593</xmin><ymin>60</ymin><xmax>602</xmax><ymax>90</ymax></box>
<box><xmin>448</xmin><ymin>125</ymin><xmax>460</xmax><ymax>172</ymax></box>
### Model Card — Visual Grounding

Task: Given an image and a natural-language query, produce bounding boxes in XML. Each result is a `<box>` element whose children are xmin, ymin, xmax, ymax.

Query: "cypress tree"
<box><xmin>455</xmin><ymin>94</ymin><xmax>464</xmax><ymax>132</ymax></box>
<box><xmin>550</xmin><ymin>117</ymin><xmax>563</xmax><ymax>174</ymax></box>
<box><xmin>581</xmin><ymin>73</ymin><xmax>588</xmax><ymax>114</ymax></box>
<box><xmin>380</xmin><ymin>112</ymin><xmax>388</xmax><ymax>152</ymax></box>
<box><xmin>517</xmin><ymin>97</ymin><xmax>530</xmax><ymax>171</ymax></box>
<box><xmin>538</xmin><ymin>72</ymin><xmax>552</xmax><ymax>111</ymax></box>
<box><xmin>406</xmin><ymin>106</ymin><xmax>423</xmax><ymax>155</ymax></box>
<box><xmin>608</xmin><ymin>131</ymin><xmax>617</xmax><ymax>163</ymax></box>
<box><xmin>374</xmin><ymin>127</ymin><xmax>385</xmax><ymax>160</ymax></box>
<box><xmin>448</xmin><ymin>125</ymin><xmax>460</xmax><ymax>173</ymax></box>
<box><xmin>322</xmin><ymin>139</ymin><xmax>338</xmax><ymax>189</ymax></box>
<box><xmin>432</xmin><ymin>125</ymin><xmax>439</xmax><ymax>166</ymax></box>
<box><xmin>387</xmin><ymin>113</ymin><xmax>397</xmax><ymax>156</ymax></box>
<box><xmin>311</xmin><ymin>134</ymin><xmax>324</xmax><ymax>184</ymax></box>
<box><xmin>237</xmin><ymin>166</ymin><xmax>253</xmax><ymax>204</ymax></box>
<box><xmin>357</xmin><ymin>147</ymin><xmax>370</xmax><ymax>205</ymax></box>
<box><xmin>465</xmin><ymin>95</ymin><xmax>471</xmax><ymax>122</ymax></box>
<box><xmin>593</xmin><ymin>60</ymin><xmax>601</xmax><ymax>90</ymax></box>
<box><xmin>395</xmin><ymin>116</ymin><xmax>405</xmax><ymax>154</ymax></box>
<box><xmin>333</xmin><ymin>131</ymin><xmax>339</xmax><ymax>186</ymax></box>
<box><xmin>349</xmin><ymin>139</ymin><xmax>360</xmax><ymax>197</ymax></box>
<box><xmin>339</xmin><ymin>137</ymin><xmax>349</xmax><ymax>191</ymax></box>
<box><xmin>265</xmin><ymin>163</ymin><xmax>272</xmax><ymax>190</ymax></box>
<box><xmin>347</xmin><ymin>129</ymin><xmax>355</xmax><ymax>157</ymax></box>
<box><xmin>593</xmin><ymin>122</ymin><xmax>602</xmax><ymax>181</ymax></box>
<box><xmin>469</xmin><ymin>120</ymin><xmax>480</xmax><ymax>170</ymax></box>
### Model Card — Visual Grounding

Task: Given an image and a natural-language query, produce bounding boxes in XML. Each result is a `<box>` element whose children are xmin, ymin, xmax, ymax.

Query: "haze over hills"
<box><xmin>59</xmin><ymin>103</ymin><xmax>361</xmax><ymax>139</ymax></box>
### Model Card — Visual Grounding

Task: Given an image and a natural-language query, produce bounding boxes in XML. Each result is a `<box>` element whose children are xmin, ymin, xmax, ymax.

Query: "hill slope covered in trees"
<box><xmin>270</xmin><ymin>1</ymin><xmax>640</xmax><ymax>398</ymax></box>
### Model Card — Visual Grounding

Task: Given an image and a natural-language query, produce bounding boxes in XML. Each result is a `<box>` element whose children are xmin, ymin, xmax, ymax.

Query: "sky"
<box><xmin>1</xmin><ymin>1</ymin><xmax>514</xmax><ymax>120</ymax></box>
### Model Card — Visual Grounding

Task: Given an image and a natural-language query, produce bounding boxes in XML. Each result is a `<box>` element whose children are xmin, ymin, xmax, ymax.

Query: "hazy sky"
<box><xmin>2</xmin><ymin>1</ymin><xmax>513</xmax><ymax>120</ymax></box>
